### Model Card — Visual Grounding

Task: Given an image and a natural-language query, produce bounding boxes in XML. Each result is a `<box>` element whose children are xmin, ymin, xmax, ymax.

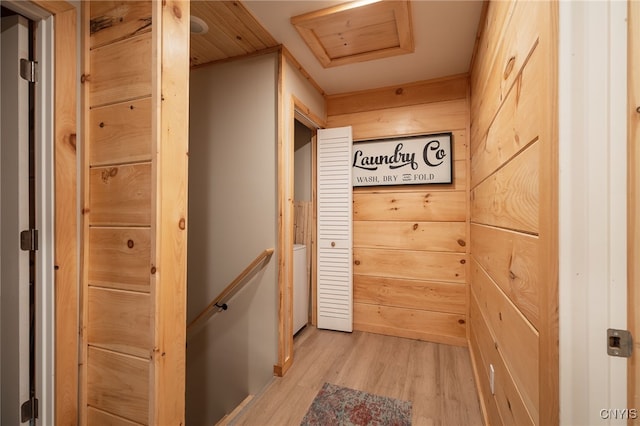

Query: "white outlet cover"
<box><xmin>489</xmin><ymin>364</ymin><xmax>495</xmax><ymax>395</ymax></box>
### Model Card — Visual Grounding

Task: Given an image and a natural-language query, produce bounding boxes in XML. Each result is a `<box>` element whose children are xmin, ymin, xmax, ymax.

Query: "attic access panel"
<box><xmin>291</xmin><ymin>0</ymin><xmax>414</xmax><ymax>68</ymax></box>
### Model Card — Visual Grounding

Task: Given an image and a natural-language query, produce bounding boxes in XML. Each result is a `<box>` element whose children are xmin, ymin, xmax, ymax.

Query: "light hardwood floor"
<box><xmin>228</xmin><ymin>326</ymin><xmax>483</xmax><ymax>426</ymax></box>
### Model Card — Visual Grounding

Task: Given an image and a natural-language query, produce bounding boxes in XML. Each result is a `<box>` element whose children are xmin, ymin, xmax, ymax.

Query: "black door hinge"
<box><xmin>19</xmin><ymin>58</ymin><xmax>38</xmax><ymax>83</ymax></box>
<box><xmin>21</xmin><ymin>397</ymin><xmax>38</xmax><ymax>422</ymax></box>
<box><xmin>20</xmin><ymin>229</ymin><xmax>38</xmax><ymax>251</ymax></box>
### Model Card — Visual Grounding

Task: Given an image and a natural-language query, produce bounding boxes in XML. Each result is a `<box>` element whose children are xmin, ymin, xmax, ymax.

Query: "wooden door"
<box><xmin>316</xmin><ymin>126</ymin><xmax>353</xmax><ymax>332</ymax></box>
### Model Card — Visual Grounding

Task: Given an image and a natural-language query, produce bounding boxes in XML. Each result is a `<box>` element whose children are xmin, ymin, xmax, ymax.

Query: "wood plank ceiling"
<box><xmin>190</xmin><ymin>1</ymin><xmax>278</xmax><ymax>67</ymax></box>
<box><xmin>291</xmin><ymin>1</ymin><xmax>414</xmax><ymax>68</ymax></box>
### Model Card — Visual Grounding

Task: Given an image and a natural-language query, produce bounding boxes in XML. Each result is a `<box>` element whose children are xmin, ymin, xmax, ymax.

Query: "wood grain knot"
<box><xmin>498</xmin><ymin>312</ymin><xmax>502</xmax><ymax>321</ymax></box>
<box><xmin>90</xmin><ymin>16</ymin><xmax>112</xmax><ymax>35</ymax></box>
<box><xmin>331</xmin><ymin>241</ymin><xmax>336</xmax><ymax>247</ymax></box>
<box><xmin>457</xmin><ymin>239</ymin><xmax>466</xmax><ymax>247</ymax></box>
<box><xmin>458</xmin><ymin>319</ymin><xmax>465</xmax><ymax>325</ymax></box>
<box><xmin>80</xmin><ymin>74</ymin><xmax>88</xmax><ymax>84</ymax></box>
<box><xmin>395</xmin><ymin>88</ymin><xmax>404</xmax><ymax>95</ymax></box>
<box><xmin>460</xmin><ymin>259</ymin><xmax>466</xmax><ymax>264</ymax></box>
<box><xmin>173</xmin><ymin>4</ymin><xmax>182</xmax><ymax>19</ymax></box>
<box><xmin>179</xmin><ymin>218</ymin><xmax>186</xmax><ymax>230</ymax></box>
<box><xmin>636</xmin><ymin>106</ymin><xmax>640</xmax><ymax>113</ymax></box>
<box><xmin>503</xmin><ymin>56</ymin><xmax>516</xmax><ymax>80</ymax></box>
<box><xmin>99</xmin><ymin>122</ymin><xmax>105</xmax><ymax>128</ymax></box>
<box><xmin>130</xmin><ymin>105</ymin><xmax>135</xmax><ymax>110</ymax></box>
<box><xmin>413</xmin><ymin>223</ymin><xmax>418</xmax><ymax>230</ymax></box>
<box><xmin>354</xmin><ymin>260</ymin><xmax>360</xmax><ymax>265</ymax></box>
<box><xmin>494</xmin><ymin>342</ymin><xmax>498</xmax><ymax>350</ymax></box>
<box><xmin>127</xmin><ymin>239</ymin><xmax>134</xmax><ymax>248</ymax></box>
<box><xmin>150</xmin><ymin>266</ymin><xmax>157</xmax><ymax>274</ymax></box>
<box><xmin>509</xmin><ymin>270</ymin><xmax>517</xmax><ymax>280</ymax></box>
<box><xmin>101</xmin><ymin>167</ymin><xmax>118</xmax><ymax>183</ymax></box>
<box><xmin>69</xmin><ymin>133</ymin><xmax>77</xmax><ymax>151</ymax></box>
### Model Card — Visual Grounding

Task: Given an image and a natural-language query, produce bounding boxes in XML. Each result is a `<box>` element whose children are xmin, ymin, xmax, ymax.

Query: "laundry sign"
<box><xmin>352</xmin><ymin>133</ymin><xmax>453</xmax><ymax>187</ymax></box>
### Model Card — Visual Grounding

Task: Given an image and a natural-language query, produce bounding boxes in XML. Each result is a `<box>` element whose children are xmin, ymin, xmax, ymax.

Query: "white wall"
<box><xmin>187</xmin><ymin>52</ymin><xmax>279</xmax><ymax>425</ymax></box>
<box><xmin>559</xmin><ymin>1</ymin><xmax>628</xmax><ymax>424</ymax></box>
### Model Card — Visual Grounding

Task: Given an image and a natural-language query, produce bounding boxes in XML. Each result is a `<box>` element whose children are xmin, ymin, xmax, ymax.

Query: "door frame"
<box><xmin>628</xmin><ymin>0</ymin><xmax>639</xmax><ymax>419</ymax></box>
<box><xmin>1</xmin><ymin>2</ymin><xmax>56</xmax><ymax>424</ymax></box>
<box><xmin>558</xmin><ymin>1</ymin><xmax>628</xmax><ymax>423</ymax></box>
<box><xmin>293</xmin><ymin>98</ymin><xmax>322</xmax><ymax>328</ymax></box>
<box><xmin>24</xmin><ymin>1</ymin><xmax>79</xmax><ymax>424</ymax></box>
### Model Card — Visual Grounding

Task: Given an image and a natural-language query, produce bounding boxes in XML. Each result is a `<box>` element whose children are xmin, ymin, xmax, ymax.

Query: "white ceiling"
<box><xmin>243</xmin><ymin>1</ymin><xmax>484</xmax><ymax>95</ymax></box>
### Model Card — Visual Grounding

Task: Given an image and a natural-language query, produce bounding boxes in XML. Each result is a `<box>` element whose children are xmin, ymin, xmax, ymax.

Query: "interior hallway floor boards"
<box><xmin>227</xmin><ymin>326</ymin><xmax>483</xmax><ymax>426</ymax></box>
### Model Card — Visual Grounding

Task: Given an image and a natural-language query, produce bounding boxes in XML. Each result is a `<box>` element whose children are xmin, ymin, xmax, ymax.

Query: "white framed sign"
<box><xmin>352</xmin><ymin>133</ymin><xmax>453</xmax><ymax>186</ymax></box>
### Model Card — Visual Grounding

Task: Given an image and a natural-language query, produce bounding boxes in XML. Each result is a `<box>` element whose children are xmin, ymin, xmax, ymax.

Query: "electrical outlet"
<box><xmin>489</xmin><ymin>364</ymin><xmax>495</xmax><ymax>395</ymax></box>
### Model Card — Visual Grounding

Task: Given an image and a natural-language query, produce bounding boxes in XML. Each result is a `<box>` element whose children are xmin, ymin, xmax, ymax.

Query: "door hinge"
<box><xmin>20</xmin><ymin>229</ymin><xmax>38</xmax><ymax>251</ymax></box>
<box><xmin>21</xmin><ymin>397</ymin><xmax>38</xmax><ymax>422</ymax></box>
<box><xmin>19</xmin><ymin>58</ymin><xmax>38</xmax><ymax>83</ymax></box>
<box><xmin>607</xmin><ymin>328</ymin><xmax>633</xmax><ymax>358</ymax></box>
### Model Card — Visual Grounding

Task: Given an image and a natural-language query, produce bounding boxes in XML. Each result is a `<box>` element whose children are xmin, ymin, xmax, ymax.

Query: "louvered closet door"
<box><xmin>317</xmin><ymin>127</ymin><xmax>353</xmax><ymax>332</ymax></box>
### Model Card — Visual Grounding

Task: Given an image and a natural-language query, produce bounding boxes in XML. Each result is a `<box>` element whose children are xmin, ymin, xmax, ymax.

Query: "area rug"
<box><xmin>301</xmin><ymin>383</ymin><xmax>412</xmax><ymax>426</ymax></box>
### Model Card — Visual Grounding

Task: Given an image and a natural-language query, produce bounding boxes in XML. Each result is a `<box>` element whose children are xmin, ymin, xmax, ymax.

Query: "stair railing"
<box><xmin>187</xmin><ymin>248</ymin><xmax>275</xmax><ymax>340</ymax></box>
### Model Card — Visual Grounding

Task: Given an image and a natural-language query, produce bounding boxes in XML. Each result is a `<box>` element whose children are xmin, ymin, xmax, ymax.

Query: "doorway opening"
<box><xmin>1</xmin><ymin>3</ymin><xmax>55</xmax><ymax>424</ymax></box>
<box><xmin>293</xmin><ymin>118</ymin><xmax>313</xmax><ymax>337</ymax></box>
<box><xmin>1</xmin><ymin>8</ymin><xmax>37</xmax><ymax>425</ymax></box>
<box><xmin>290</xmin><ymin>104</ymin><xmax>320</xmax><ymax>341</ymax></box>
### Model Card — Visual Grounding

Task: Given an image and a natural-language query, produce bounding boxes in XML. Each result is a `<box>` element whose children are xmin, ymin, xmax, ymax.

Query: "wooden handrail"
<box><xmin>187</xmin><ymin>248</ymin><xmax>275</xmax><ymax>339</ymax></box>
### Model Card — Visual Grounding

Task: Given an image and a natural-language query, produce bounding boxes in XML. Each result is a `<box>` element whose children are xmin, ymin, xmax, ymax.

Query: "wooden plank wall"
<box><xmin>326</xmin><ymin>75</ymin><xmax>469</xmax><ymax>346</ymax></box>
<box><xmin>82</xmin><ymin>1</ymin><xmax>189</xmax><ymax>424</ymax></box>
<box><xmin>468</xmin><ymin>1</ymin><xmax>558</xmax><ymax>425</ymax></box>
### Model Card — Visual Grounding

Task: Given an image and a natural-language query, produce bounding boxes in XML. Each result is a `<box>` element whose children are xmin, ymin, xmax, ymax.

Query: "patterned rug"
<box><xmin>301</xmin><ymin>383</ymin><xmax>412</xmax><ymax>426</ymax></box>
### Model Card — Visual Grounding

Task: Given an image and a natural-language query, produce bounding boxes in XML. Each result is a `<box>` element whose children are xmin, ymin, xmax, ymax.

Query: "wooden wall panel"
<box><xmin>354</xmin><ymin>191</ymin><xmax>466</xmax><ymax>222</ymax></box>
<box><xmin>469</xmin><ymin>1</ymin><xmax>557</xmax><ymax>424</ymax></box>
<box><xmin>87</xmin><ymin>288</ymin><xmax>151</xmax><ymax>358</ymax></box>
<box><xmin>87</xmin><ymin>347</ymin><xmax>149</xmax><ymax>424</ymax></box>
<box><xmin>328</xmin><ymin>76</ymin><xmax>469</xmax><ymax>345</ymax></box>
<box><xmin>89</xmin><ymin>32</ymin><xmax>152</xmax><ymax>107</ymax></box>
<box><xmin>327</xmin><ymin>75</ymin><xmax>468</xmax><ymax>116</ymax></box>
<box><xmin>89</xmin><ymin>1</ymin><xmax>152</xmax><ymax>49</ymax></box>
<box><xmin>471</xmin><ymin>259</ymin><xmax>539</xmax><ymax>419</ymax></box>
<box><xmin>471</xmin><ymin>224</ymin><xmax>539</xmax><ymax>327</ymax></box>
<box><xmin>87</xmin><ymin>408</ymin><xmax>143</xmax><ymax>426</ymax></box>
<box><xmin>471</xmin><ymin>46</ymin><xmax>543</xmax><ymax>187</ymax></box>
<box><xmin>354</xmin><ymin>221</ymin><xmax>466</xmax><ymax>252</ymax></box>
<box><xmin>471</xmin><ymin>141</ymin><xmax>539</xmax><ymax>234</ymax></box>
<box><xmin>354</xmin><ymin>248</ymin><xmax>466</xmax><ymax>283</ymax></box>
<box><xmin>89</xmin><ymin>98</ymin><xmax>152</xmax><ymax>166</ymax></box>
<box><xmin>468</xmin><ymin>330</ymin><xmax>502</xmax><ymax>426</ymax></box>
<box><xmin>354</xmin><ymin>276</ymin><xmax>466</xmax><ymax>314</ymax></box>
<box><xmin>470</xmin><ymin>0</ymin><xmax>542</xmax><ymax>146</ymax></box>
<box><xmin>40</xmin><ymin>4</ymin><xmax>80</xmax><ymax>425</ymax></box>
<box><xmin>89</xmin><ymin>163</ymin><xmax>152</xmax><ymax>226</ymax></box>
<box><xmin>354</xmin><ymin>303</ymin><xmax>466</xmax><ymax>346</ymax></box>
<box><xmin>328</xmin><ymin>99</ymin><xmax>468</xmax><ymax>141</ymax></box>
<box><xmin>152</xmin><ymin>1</ymin><xmax>189</xmax><ymax>422</ymax></box>
<box><xmin>469</xmin><ymin>0</ymin><xmax>513</xmax><ymax>101</ymax></box>
<box><xmin>470</xmin><ymin>294</ymin><xmax>535</xmax><ymax>426</ymax></box>
<box><xmin>82</xmin><ymin>1</ymin><xmax>189</xmax><ymax>423</ymax></box>
<box><xmin>88</xmin><ymin>228</ymin><xmax>150</xmax><ymax>291</ymax></box>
